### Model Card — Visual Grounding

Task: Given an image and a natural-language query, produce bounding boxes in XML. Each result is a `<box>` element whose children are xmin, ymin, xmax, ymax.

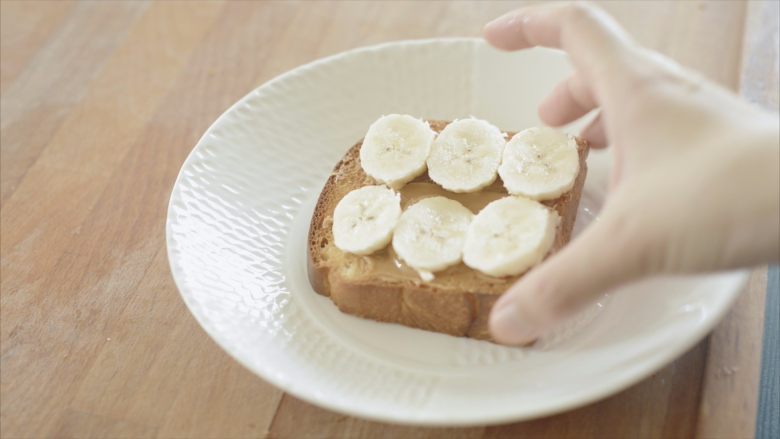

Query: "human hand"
<box><xmin>484</xmin><ymin>2</ymin><xmax>780</xmax><ymax>345</ymax></box>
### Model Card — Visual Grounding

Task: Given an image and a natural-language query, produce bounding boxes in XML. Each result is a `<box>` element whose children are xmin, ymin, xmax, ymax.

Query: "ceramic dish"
<box><xmin>166</xmin><ymin>38</ymin><xmax>747</xmax><ymax>426</ymax></box>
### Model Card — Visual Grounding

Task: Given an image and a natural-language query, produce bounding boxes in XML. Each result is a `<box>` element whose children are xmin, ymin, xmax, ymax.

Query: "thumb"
<box><xmin>489</xmin><ymin>203</ymin><xmax>652</xmax><ymax>345</ymax></box>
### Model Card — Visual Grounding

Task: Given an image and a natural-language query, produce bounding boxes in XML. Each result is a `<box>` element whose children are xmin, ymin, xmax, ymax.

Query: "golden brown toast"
<box><xmin>307</xmin><ymin>120</ymin><xmax>589</xmax><ymax>341</ymax></box>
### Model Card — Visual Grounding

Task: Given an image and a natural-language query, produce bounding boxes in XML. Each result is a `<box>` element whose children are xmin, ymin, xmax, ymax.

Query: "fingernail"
<box><xmin>490</xmin><ymin>303</ymin><xmax>538</xmax><ymax>345</ymax></box>
<box><xmin>485</xmin><ymin>13</ymin><xmax>519</xmax><ymax>33</ymax></box>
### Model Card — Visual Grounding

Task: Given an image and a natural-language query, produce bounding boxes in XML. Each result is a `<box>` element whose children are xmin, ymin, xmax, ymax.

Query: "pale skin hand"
<box><xmin>484</xmin><ymin>3</ymin><xmax>780</xmax><ymax>345</ymax></box>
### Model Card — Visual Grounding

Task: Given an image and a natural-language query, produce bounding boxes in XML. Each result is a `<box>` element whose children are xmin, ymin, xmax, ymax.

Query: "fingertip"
<box><xmin>538</xmin><ymin>97</ymin><xmax>568</xmax><ymax>127</ymax></box>
<box><xmin>583</xmin><ymin>134</ymin><xmax>607</xmax><ymax>149</ymax></box>
<box><xmin>580</xmin><ymin>113</ymin><xmax>608</xmax><ymax>148</ymax></box>
<box><xmin>489</xmin><ymin>302</ymin><xmax>539</xmax><ymax>346</ymax></box>
<box><xmin>538</xmin><ymin>75</ymin><xmax>597</xmax><ymax>128</ymax></box>
<box><xmin>483</xmin><ymin>12</ymin><xmax>531</xmax><ymax>51</ymax></box>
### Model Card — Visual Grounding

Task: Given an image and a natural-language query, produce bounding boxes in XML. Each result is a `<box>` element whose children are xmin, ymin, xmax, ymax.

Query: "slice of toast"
<box><xmin>307</xmin><ymin>120</ymin><xmax>589</xmax><ymax>341</ymax></box>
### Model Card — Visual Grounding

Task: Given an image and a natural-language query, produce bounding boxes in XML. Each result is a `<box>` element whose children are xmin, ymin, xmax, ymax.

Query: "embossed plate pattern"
<box><xmin>166</xmin><ymin>38</ymin><xmax>748</xmax><ymax>425</ymax></box>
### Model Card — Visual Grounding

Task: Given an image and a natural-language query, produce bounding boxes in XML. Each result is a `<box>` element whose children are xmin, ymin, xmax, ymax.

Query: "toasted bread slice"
<box><xmin>307</xmin><ymin>120</ymin><xmax>589</xmax><ymax>341</ymax></box>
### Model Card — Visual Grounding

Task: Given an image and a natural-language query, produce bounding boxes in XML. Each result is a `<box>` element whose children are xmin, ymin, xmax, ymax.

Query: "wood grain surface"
<box><xmin>0</xmin><ymin>1</ymin><xmax>775</xmax><ymax>438</ymax></box>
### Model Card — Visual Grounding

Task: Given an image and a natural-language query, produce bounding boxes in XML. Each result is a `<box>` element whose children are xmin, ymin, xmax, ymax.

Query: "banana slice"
<box><xmin>360</xmin><ymin>114</ymin><xmax>436</xmax><ymax>188</ymax></box>
<box><xmin>498</xmin><ymin>127</ymin><xmax>579</xmax><ymax>200</ymax></box>
<box><xmin>332</xmin><ymin>185</ymin><xmax>401</xmax><ymax>255</ymax></box>
<box><xmin>463</xmin><ymin>196</ymin><xmax>558</xmax><ymax>277</ymax></box>
<box><xmin>427</xmin><ymin>118</ymin><xmax>506</xmax><ymax>193</ymax></box>
<box><xmin>392</xmin><ymin>196</ymin><xmax>473</xmax><ymax>280</ymax></box>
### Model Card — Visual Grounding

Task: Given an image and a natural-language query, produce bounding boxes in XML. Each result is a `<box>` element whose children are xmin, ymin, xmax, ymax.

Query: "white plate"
<box><xmin>166</xmin><ymin>38</ymin><xmax>748</xmax><ymax>426</ymax></box>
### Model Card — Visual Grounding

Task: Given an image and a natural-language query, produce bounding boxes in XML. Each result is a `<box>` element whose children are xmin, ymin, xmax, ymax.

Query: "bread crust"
<box><xmin>307</xmin><ymin>121</ymin><xmax>589</xmax><ymax>341</ymax></box>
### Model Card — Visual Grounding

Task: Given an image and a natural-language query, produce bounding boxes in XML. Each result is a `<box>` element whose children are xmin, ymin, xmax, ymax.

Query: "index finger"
<box><xmin>483</xmin><ymin>3</ymin><xmax>634</xmax><ymax>84</ymax></box>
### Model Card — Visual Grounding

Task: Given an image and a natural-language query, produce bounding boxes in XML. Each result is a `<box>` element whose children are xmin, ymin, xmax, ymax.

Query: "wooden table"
<box><xmin>1</xmin><ymin>1</ymin><xmax>777</xmax><ymax>437</ymax></box>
